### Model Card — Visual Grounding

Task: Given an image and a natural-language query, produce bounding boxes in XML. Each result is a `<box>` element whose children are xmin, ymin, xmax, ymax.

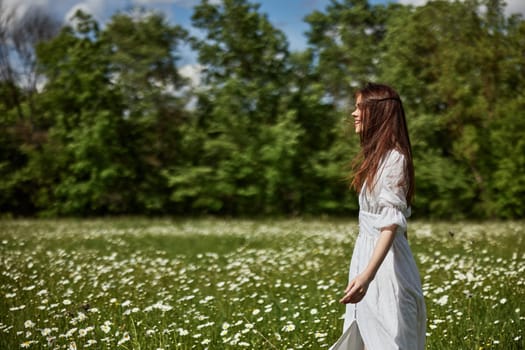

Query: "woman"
<box><xmin>330</xmin><ymin>83</ymin><xmax>426</xmax><ymax>350</ymax></box>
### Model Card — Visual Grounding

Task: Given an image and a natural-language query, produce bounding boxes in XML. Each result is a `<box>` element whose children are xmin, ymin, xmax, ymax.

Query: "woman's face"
<box><xmin>351</xmin><ymin>94</ymin><xmax>364</xmax><ymax>133</ymax></box>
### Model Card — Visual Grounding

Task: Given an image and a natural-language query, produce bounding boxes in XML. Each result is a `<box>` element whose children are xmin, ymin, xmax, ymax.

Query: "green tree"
<box><xmin>286</xmin><ymin>50</ymin><xmax>359</xmax><ymax>214</ymax></box>
<box><xmin>378</xmin><ymin>0</ymin><xmax>520</xmax><ymax>218</ymax></box>
<box><xmin>487</xmin><ymin>11</ymin><xmax>525</xmax><ymax>218</ymax></box>
<box><xmin>166</xmin><ymin>0</ymin><xmax>361</xmax><ymax>216</ymax></box>
<box><xmin>165</xmin><ymin>0</ymin><xmax>309</xmax><ymax>215</ymax></box>
<box><xmin>0</xmin><ymin>2</ymin><xmax>60</xmax><ymax>215</ymax></box>
<box><xmin>101</xmin><ymin>9</ymin><xmax>189</xmax><ymax>212</ymax></box>
<box><xmin>31</xmin><ymin>10</ymin><xmax>189</xmax><ymax>215</ymax></box>
<box><xmin>34</xmin><ymin>11</ymin><xmax>129</xmax><ymax>214</ymax></box>
<box><xmin>305</xmin><ymin>0</ymin><xmax>388</xmax><ymax>107</ymax></box>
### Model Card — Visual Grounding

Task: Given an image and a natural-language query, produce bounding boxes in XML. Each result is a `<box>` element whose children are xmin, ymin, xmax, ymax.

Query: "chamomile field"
<box><xmin>0</xmin><ymin>218</ymin><xmax>523</xmax><ymax>349</ymax></box>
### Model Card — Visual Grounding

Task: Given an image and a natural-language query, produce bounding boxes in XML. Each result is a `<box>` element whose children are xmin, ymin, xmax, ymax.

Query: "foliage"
<box><xmin>0</xmin><ymin>0</ymin><xmax>524</xmax><ymax>218</ymax></box>
<box><xmin>379</xmin><ymin>0</ymin><xmax>525</xmax><ymax>218</ymax></box>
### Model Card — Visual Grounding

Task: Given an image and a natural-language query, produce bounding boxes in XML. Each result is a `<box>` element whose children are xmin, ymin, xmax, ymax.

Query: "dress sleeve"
<box><xmin>373</xmin><ymin>150</ymin><xmax>410</xmax><ymax>232</ymax></box>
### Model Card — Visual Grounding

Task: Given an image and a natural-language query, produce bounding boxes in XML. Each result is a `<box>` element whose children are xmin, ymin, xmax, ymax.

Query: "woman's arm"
<box><xmin>339</xmin><ymin>224</ymin><xmax>397</xmax><ymax>304</ymax></box>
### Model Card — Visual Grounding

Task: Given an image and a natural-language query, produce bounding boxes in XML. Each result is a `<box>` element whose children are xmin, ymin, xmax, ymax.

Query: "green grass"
<box><xmin>0</xmin><ymin>218</ymin><xmax>524</xmax><ymax>349</ymax></box>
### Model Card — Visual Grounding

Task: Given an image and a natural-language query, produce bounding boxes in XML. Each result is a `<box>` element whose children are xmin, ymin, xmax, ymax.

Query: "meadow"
<box><xmin>0</xmin><ymin>218</ymin><xmax>523</xmax><ymax>349</ymax></box>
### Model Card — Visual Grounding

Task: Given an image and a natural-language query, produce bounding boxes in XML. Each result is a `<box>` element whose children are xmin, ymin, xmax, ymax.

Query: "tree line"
<box><xmin>1</xmin><ymin>0</ymin><xmax>524</xmax><ymax>219</ymax></box>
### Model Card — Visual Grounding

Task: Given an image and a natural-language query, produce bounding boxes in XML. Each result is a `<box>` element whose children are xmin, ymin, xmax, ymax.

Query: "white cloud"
<box><xmin>64</xmin><ymin>0</ymin><xmax>121</xmax><ymax>24</ymax></box>
<box><xmin>178</xmin><ymin>63</ymin><xmax>205</xmax><ymax>110</ymax></box>
<box><xmin>134</xmin><ymin>0</ymin><xmax>195</xmax><ymax>6</ymax></box>
<box><xmin>398</xmin><ymin>0</ymin><xmax>525</xmax><ymax>17</ymax></box>
<box><xmin>61</xmin><ymin>0</ymin><xmax>221</xmax><ymax>26</ymax></box>
<box><xmin>179</xmin><ymin>63</ymin><xmax>203</xmax><ymax>87</ymax></box>
<box><xmin>133</xmin><ymin>0</ymin><xmax>221</xmax><ymax>8</ymax></box>
<box><xmin>64</xmin><ymin>3</ymin><xmax>94</xmax><ymax>23</ymax></box>
<box><xmin>0</xmin><ymin>0</ymin><xmax>52</xmax><ymax>22</ymax></box>
<box><xmin>1</xmin><ymin>0</ymin><xmax>50</xmax><ymax>10</ymax></box>
<box><xmin>397</xmin><ymin>0</ymin><xmax>427</xmax><ymax>6</ymax></box>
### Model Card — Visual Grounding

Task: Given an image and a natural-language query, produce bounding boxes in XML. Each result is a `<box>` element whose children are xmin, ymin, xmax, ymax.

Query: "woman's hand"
<box><xmin>339</xmin><ymin>273</ymin><xmax>371</xmax><ymax>304</ymax></box>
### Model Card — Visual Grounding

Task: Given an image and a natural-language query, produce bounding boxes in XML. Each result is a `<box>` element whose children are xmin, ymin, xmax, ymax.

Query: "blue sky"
<box><xmin>5</xmin><ymin>0</ymin><xmax>394</xmax><ymax>65</ymax></box>
<box><xmin>256</xmin><ymin>0</ymin><xmax>393</xmax><ymax>52</ymax></box>
<box><xmin>5</xmin><ymin>0</ymin><xmax>524</xmax><ymax>67</ymax></box>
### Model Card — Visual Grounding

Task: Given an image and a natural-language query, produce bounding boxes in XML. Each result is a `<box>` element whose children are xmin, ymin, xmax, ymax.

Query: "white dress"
<box><xmin>330</xmin><ymin>149</ymin><xmax>426</xmax><ymax>350</ymax></box>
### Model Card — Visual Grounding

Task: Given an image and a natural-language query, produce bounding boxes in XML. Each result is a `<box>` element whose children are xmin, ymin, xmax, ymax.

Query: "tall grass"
<box><xmin>0</xmin><ymin>218</ymin><xmax>523</xmax><ymax>349</ymax></box>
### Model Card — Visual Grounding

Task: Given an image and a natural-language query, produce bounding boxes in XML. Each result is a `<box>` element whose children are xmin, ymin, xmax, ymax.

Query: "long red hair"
<box><xmin>350</xmin><ymin>83</ymin><xmax>415</xmax><ymax>206</ymax></box>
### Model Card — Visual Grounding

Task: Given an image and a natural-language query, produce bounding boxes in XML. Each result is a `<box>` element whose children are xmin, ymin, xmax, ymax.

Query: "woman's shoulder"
<box><xmin>382</xmin><ymin>148</ymin><xmax>406</xmax><ymax>168</ymax></box>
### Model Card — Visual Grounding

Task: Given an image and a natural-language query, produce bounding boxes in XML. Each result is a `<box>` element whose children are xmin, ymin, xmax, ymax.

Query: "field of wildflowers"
<box><xmin>0</xmin><ymin>218</ymin><xmax>523</xmax><ymax>349</ymax></box>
